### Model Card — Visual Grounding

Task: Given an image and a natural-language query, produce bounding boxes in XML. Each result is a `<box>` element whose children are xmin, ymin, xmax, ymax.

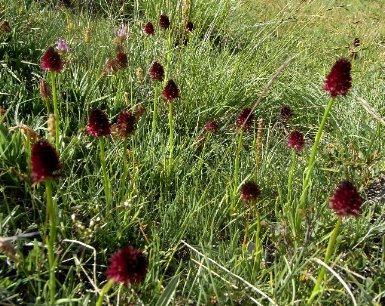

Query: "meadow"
<box><xmin>1</xmin><ymin>0</ymin><xmax>385</xmax><ymax>305</ymax></box>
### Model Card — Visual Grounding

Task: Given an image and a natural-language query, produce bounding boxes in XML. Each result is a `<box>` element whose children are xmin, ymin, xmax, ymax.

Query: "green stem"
<box><xmin>168</xmin><ymin>102</ymin><xmax>174</xmax><ymax>174</ymax></box>
<box><xmin>50</xmin><ymin>72</ymin><xmax>60</xmax><ymax>149</ymax></box>
<box><xmin>45</xmin><ymin>180</ymin><xmax>56</xmax><ymax>305</ymax></box>
<box><xmin>196</xmin><ymin>133</ymin><xmax>210</xmax><ymax>177</ymax></box>
<box><xmin>296</xmin><ymin>98</ymin><xmax>335</xmax><ymax>235</ymax></box>
<box><xmin>98</xmin><ymin>137</ymin><xmax>111</xmax><ymax>206</ymax></box>
<box><xmin>307</xmin><ymin>218</ymin><xmax>342</xmax><ymax>304</ymax></box>
<box><xmin>230</xmin><ymin>130</ymin><xmax>243</xmax><ymax>214</ymax></box>
<box><xmin>121</xmin><ymin>139</ymin><xmax>129</xmax><ymax>201</ymax></box>
<box><xmin>96</xmin><ymin>279</ymin><xmax>114</xmax><ymax>306</ymax></box>
<box><xmin>253</xmin><ymin>209</ymin><xmax>262</xmax><ymax>272</ymax></box>
<box><xmin>152</xmin><ymin>83</ymin><xmax>159</xmax><ymax>133</ymax></box>
<box><xmin>287</xmin><ymin>150</ymin><xmax>297</xmax><ymax>205</ymax></box>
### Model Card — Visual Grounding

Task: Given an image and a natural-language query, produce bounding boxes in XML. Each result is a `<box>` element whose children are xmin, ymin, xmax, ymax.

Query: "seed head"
<box><xmin>323</xmin><ymin>58</ymin><xmax>352</xmax><ymax>97</ymax></box>
<box><xmin>31</xmin><ymin>139</ymin><xmax>62</xmax><ymax>183</ymax></box>
<box><xmin>159</xmin><ymin>15</ymin><xmax>170</xmax><ymax>29</ymax></box>
<box><xmin>288</xmin><ymin>130</ymin><xmax>304</xmax><ymax>151</ymax></box>
<box><xmin>84</xmin><ymin>28</ymin><xmax>92</xmax><ymax>43</ymax></box>
<box><xmin>240</xmin><ymin>181</ymin><xmax>261</xmax><ymax>203</ymax></box>
<box><xmin>204</xmin><ymin>120</ymin><xmax>219</xmax><ymax>134</ymax></box>
<box><xmin>41</xmin><ymin>47</ymin><xmax>63</xmax><ymax>72</ymax></box>
<box><xmin>116</xmin><ymin>110</ymin><xmax>135</xmax><ymax>138</ymax></box>
<box><xmin>106</xmin><ymin>246</ymin><xmax>148</xmax><ymax>286</ymax></box>
<box><xmin>186</xmin><ymin>21</ymin><xmax>194</xmax><ymax>32</ymax></box>
<box><xmin>329</xmin><ymin>181</ymin><xmax>363</xmax><ymax>217</ymax></box>
<box><xmin>236</xmin><ymin>108</ymin><xmax>254</xmax><ymax>131</ymax></box>
<box><xmin>149</xmin><ymin>62</ymin><xmax>165</xmax><ymax>82</ymax></box>
<box><xmin>162</xmin><ymin>80</ymin><xmax>180</xmax><ymax>102</ymax></box>
<box><xmin>86</xmin><ymin>109</ymin><xmax>111</xmax><ymax>137</ymax></box>
<box><xmin>144</xmin><ymin>22</ymin><xmax>155</xmax><ymax>35</ymax></box>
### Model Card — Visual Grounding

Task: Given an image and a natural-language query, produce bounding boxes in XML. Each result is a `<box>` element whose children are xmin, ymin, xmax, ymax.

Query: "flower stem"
<box><xmin>253</xmin><ymin>208</ymin><xmax>262</xmax><ymax>272</ymax></box>
<box><xmin>296</xmin><ymin>98</ymin><xmax>335</xmax><ymax>235</ymax></box>
<box><xmin>168</xmin><ymin>102</ymin><xmax>174</xmax><ymax>174</ymax></box>
<box><xmin>98</xmin><ymin>137</ymin><xmax>111</xmax><ymax>206</ymax></box>
<box><xmin>45</xmin><ymin>179</ymin><xmax>56</xmax><ymax>305</ymax></box>
<box><xmin>152</xmin><ymin>83</ymin><xmax>159</xmax><ymax>133</ymax></box>
<box><xmin>49</xmin><ymin>71</ymin><xmax>60</xmax><ymax>149</ymax></box>
<box><xmin>287</xmin><ymin>150</ymin><xmax>297</xmax><ymax>205</ymax></box>
<box><xmin>96</xmin><ymin>279</ymin><xmax>114</xmax><ymax>306</ymax></box>
<box><xmin>231</xmin><ymin>130</ymin><xmax>243</xmax><ymax>214</ymax></box>
<box><xmin>307</xmin><ymin>217</ymin><xmax>342</xmax><ymax>304</ymax></box>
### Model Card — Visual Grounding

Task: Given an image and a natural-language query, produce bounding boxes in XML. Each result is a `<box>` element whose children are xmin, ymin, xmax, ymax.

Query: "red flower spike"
<box><xmin>144</xmin><ymin>22</ymin><xmax>155</xmax><ymax>35</ymax></box>
<box><xmin>186</xmin><ymin>21</ymin><xmax>194</xmax><ymax>32</ymax></box>
<box><xmin>240</xmin><ymin>181</ymin><xmax>261</xmax><ymax>203</ymax></box>
<box><xmin>31</xmin><ymin>139</ymin><xmax>62</xmax><ymax>183</ymax></box>
<box><xmin>116</xmin><ymin>51</ymin><xmax>128</xmax><ymax>69</ymax></box>
<box><xmin>329</xmin><ymin>181</ymin><xmax>363</xmax><ymax>217</ymax></box>
<box><xmin>288</xmin><ymin>130</ymin><xmax>304</xmax><ymax>152</ymax></box>
<box><xmin>280</xmin><ymin>105</ymin><xmax>293</xmax><ymax>121</ymax></box>
<box><xmin>116</xmin><ymin>110</ymin><xmax>135</xmax><ymax>138</ymax></box>
<box><xmin>106</xmin><ymin>246</ymin><xmax>148</xmax><ymax>286</ymax></box>
<box><xmin>159</xmin><ymin>15</ymin><xmax>170</xmax><ymax>29</ymax></box>
<box><xmin>204</xmin><ymin>120</ymin><xmax>219</xmax><ymax>134</ymax></box>
<box><xmin>149</xmin><ymin>62</ymin><xmax>165</xmax><ymax>82</ymax></box>
<box><xmin>323</xmin><ymin>58</ymin><xmax>352</xmax><ymax>97</ymax></box>
<box><xmin>162</xmin><ymin>80</ymin><xmax>180</xmax><ymax>102</ymax></box>
<box><xmin>86</xmin><ymin>109</ymin><xmax>111</xmax><ymax>137</ymax></box>
<box><xmin>41</xmin><ymin>47</ymin><xmax>63</xmax><ymax>72</ymax></box>
<box><xmin>236</xmin><ymin>108</ymin><xmax>254</xmax><ymax>131</ymax></box>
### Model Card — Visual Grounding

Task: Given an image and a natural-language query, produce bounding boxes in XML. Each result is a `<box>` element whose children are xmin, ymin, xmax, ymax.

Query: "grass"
<box><xmin>1</xmin><ymin>0</ymin><xmax>385</xmax><ymax>304</ymax></box>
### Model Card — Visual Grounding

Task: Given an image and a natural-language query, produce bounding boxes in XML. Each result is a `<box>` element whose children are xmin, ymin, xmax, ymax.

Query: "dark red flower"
<box><xmin>323</xmin><ymin>58</ymin><xmax>352</xmax><ymax>97</ymax></box>
<box><xmin>162</xmin><ymin>80</ymin><xmax>180</xmax><ymax>102</ymax></box>
<box><xmin>116</xmin><ymin>51</ymin><xmax>128</xmax><ymax>69</ymax></box>
<box><xmin>280</xmin><ymin>105</ymin><xmax>293</xmax><ymax>121</ymax></box>
<box><xmin>106</xmin><ymin>246</ymin><xmax>148</xmax><ymax>286</ymax></box>
<box><xmin>236</xmin><ymin>108</ymin><xmax>254</xmax><ymax>131</ymax></box>
<box><xmin>240</xmin><ymin>181</ymin><xmax>260</xmax><ymax>203</ymax></box>
<box><xmin>144</xmin><ymin>22</ymin><xmax>155</xmax><ymax>35</ymax></box>
<box><xmin>86</xmin><ymin>109</ymin><xmax>111</xmax><ymax>137</ymax></box>
<box><xmin>159</xmin><ymin>15</ymin><xmax>170</xmax><ymax>29</ymax></box>
<box><xmin>204</xmin><ymin>120</ymin><xmax>219</xmax><ymax>134</ymax></box>
<box><xmin>31</xmin><ymin>139</ymin><xmax>62</xmax><ymax>183</ymax></box>
<box><xmin>116</xmin><ymin>110</ymin><xmax>135</xmax><ymax>138</ymax></box>
<box><xmin>329</xmin><ymin>181</ymin><xmax>363</xmax><ymax>217</ymax></box>
<box><xmin>288</xmin><ymin>130</ymin><xmax>304</xmax><ymax>151</ymax></box>
<box><xmin>149</xmin><ymin>62</ymin><xmax>164</xmax><ymax>82</ymax></box>
<box><xmin>41</xmin><ymin>47</ymin><xmax>63</xmax><ymax>72</ymax></box>
<box><xmin>186</xmin><ymin>21</ymin><xmax>194</xmax><ymax>32</ymax></box>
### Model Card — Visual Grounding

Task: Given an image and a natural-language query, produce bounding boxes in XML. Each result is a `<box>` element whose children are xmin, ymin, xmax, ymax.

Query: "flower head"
<box><xmin>162</xmin><ymin>80</ymin><xmax>180</xmax><ymax>102</ymax></box>
<box><xmin>86</xmin><ymin>109</ymin><xmax>111</xmax><ymax>137</ymax></box>
<box><xmin>236</xmin><ymin>108</ymin><xmax>254</xmax><ymax>131</ymax></box>
<box><xmin>240</xmin><ymin>181</ymin><xmax>261</xmax><ymax>203</ymax></box>
<box><xmin>31</xmin><ymin>139</ymin><xmax>62</xmax><ymax>183</ymax></box>
<box><xmin>116</xmin><ymin>24</ymin><xmax>128</xmax><ymax>39</ymax></box>
<box><xmin>144</xmin><ymin>22</ymin><xmax>155</xmax><ymax>35</ymax></box>
<box><xmin>0</xmin><ymin>20</ymin><xmax>11</xmax><ymax>33</ymax></box>
<box><xmin>204</xmin><ymin>120</ymin><xmax>219</xmax><ymax>134</ymax></box>
<box><xmin>106</xmin><ymin>246</ymin><xmax>148</xmax><ymax>286</ymax></box>
<box><xmin>41</xmin><ymin>47</ymin><xmax>63</xmax><ymax>72</ymax></box>
<box><xmin>323</xmin><ymin>58</ymin><xmax>352</xmax><ymax>97</ymax></box>
<box><xmin>288</xmin><ymin>130</ymin><xmax>304</xmax><ymax>151</ymax></box>
<box><xmin>159</xmin><ymin>15</ymin><xmax>170</xmax><ymax>29</ymax></box>
<box><xmin>280</xmin><ymin>105</ymin><xmax>293</xmax><ymax>121</ymax></box>
<box><xmin>116</xmin><ymin>110</ymin><xmax>135</xmax><ymax>138</ymax></box>
<box><xmin>149</xmin><ymin>62</ymin><xmax>164</xmax><ymax>82</ymax></box>
<box><xmin>55</xmin><ymin>39</ymin><xmax>69</xmax><ymax>53</ymax></box>
<box><xmin>329</xmin><ymin>181</ymin><xmax>363</xmax><ymax>217</ymax></box>
<box><xmin>186</xmin><ymin>21</ymin><xmax>194</xmax><ymax>32</ymax></box>
<box><xmin>116</xmin><ymin>51</ymin><xmax>128</xmax><ymax>69</ymax></box>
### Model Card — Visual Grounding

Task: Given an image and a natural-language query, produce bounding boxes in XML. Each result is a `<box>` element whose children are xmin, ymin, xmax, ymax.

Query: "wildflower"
<box><xmin>236</xmin><ymin>108</ymin><xmax>254</xmax><ymax>131</ymax></box>
<box><xmin>329</xmin><ymin>181</ymin><xmax>363</xmax><ymax>217</ymax></box>
<box><xmin>55</xmin><ymin>39</ymin><xmax>69</xmax><ymax>54</ymax></box>
<box><xmin>323</xmin><ymin>58</ymin><xmax>352</xmax><ymax>97</ymax></box>
<box><xmin>84</xmin><ymin>28</ymin><xmax>91</xmax><ymax>43</ymax></box>
<box><xmin>288</xmin><ymin>130</ymin><xmax>304</xmax><ymax>151</ymax></box>
<box><xmin>162</xmin><ymin>80</ymin><xmax>180</xmax><ymax>102</ymax></box>
<box><xmin>116</xmin><ymin>110</ymin><xmax>135</xmax><ymax>138</ymax></box>
<box><xmin>149</xmin><ymin>62</ymin><xmax>164</xmax><ymax>82</ymax></box>
<box><xmin>204</xmin><ymin>120</ymin><xmax>219</xmax><ymax>134</ymax></box>
<box><xmin>186</xmin><ymin>21</ymin><xmax>194</xmax><ymax>32</ymax></box>
<box><xmin>31</xmin><ymin>139</ymin><xmax>62</xmax><ymax>183</ymax></box>
<box><xmin>240</xmin><ymin>181</ymin><xmax>261</xmax><ymax>203</ymax></box>
<box><xmin>116</xmin><ymin>51</ymin><xmax>128</xmax><ymax>69</ymax></box>
<box><xmin>116</xmin><ymin>24</ymin><xmax>128</xmax><ymax>40</ymax></box>
<box><xmin>159</xmin><ymin>15</ymin><xmax>170</xmax><ymax>29</ymax></box>
<box><xmin>41</xmin><ymin>47</ymin><xmax>63</xmax><ymax>72</ymax></box>
<box><xmin>106</xmin><ymin>246</ymin><xmax>148</xmax><ymax>286</ymax></box>
<box><xmin>86</xmin><ymin>109</ymin><xmax>111</xmax><ymax>137</ymax></box>
<box><xmin>39</xmin><ymin>79</ymin><xmax>51</xmax><ymax>101</ymax></box>
<box><xmin>144</xmin><ymin>22</ymin><xmax>155</xmax><ymax>35</ymax></box>
<box><xmin>280</xmin><ymin>105</ymin><xmax>293</xmax><ymax>121</ymax></box>
<box><xmin>102</xmin><ymin>58</ymin><xmax>119</xmax><ymax>75</ymax></box>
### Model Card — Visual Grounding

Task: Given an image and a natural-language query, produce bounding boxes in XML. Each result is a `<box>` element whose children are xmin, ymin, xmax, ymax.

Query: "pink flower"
<box><xmin>55</xmin><ymin>39</ymin><xmax>69</xmax><ymax>53</ymax></box>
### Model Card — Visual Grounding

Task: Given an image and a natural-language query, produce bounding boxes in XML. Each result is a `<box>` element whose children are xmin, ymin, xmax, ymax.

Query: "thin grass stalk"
<box><xmin>152</xmin><ymin>83</ymin><xmax>159</xmax><ymax>133</ymax></box>
<box><xmin>233</xmin><ymin>130</ymin><xmax>243</xmax><ymax>194</ymax></box>
<box><xmin>196</xmin><ymin>133</ymin><xmax>210</xmax><ymax>177</ymax></box>
<box><xmin>168</xmin><ymin>102</ymin><xmax>174</xmax><ymax>173</ymax></box>
<box><xmin>253</xmin><ymin>208</ymin><xmax>262</xmax><ymax>272</ymax></box>
<box><xmin>296</xmin><ymin>98</ymin><xmax>335</xmax><ymax>235</ymax></box>
<box><xmin>242</xmin><ymin>206</ymin><xmax>252</xmax><ymax>246</ymax></box>
<box><xmin>49</xmin><ymin>72</ymin><xmax>60</xmax><ymax>149</ymax></box>
<box><xmin>254</xmin><ymin>118</ymin><xmax>264</xmax><ymax>181</ymax></box>
<box><xmin>98</xmin><ymin>137</ymin><xmax>111</xmax><ymax>206</ymax></box>
<box><xmin>120</xmin><ymin>138</ymin><xmax>129</xmax><ymax>201</ymax></box>
<box><xmin>287</xmin><ymin>149</ymin><xmax>296</xmax><ymax>205</ymax></box>
<box><xmin>45</xmin><ymin>179</ymin><xmax>56</xmax><ymax>305</ymax></box>
<box><xmin>307</xmin><ymin>217</ymin><xmax>342</xmax><ymax>304</ymax></box>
